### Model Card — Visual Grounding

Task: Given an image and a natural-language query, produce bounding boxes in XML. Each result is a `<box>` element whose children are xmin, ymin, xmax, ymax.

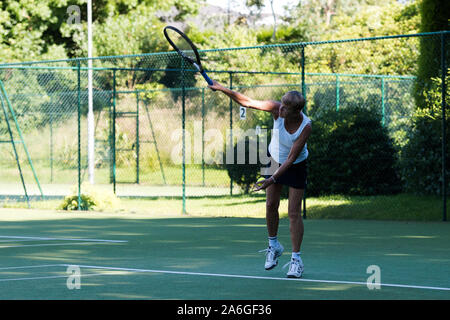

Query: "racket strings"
<box><xmin>165</xmin><ymin>29</ymin><xmax>198</xmax><ymax>63</ymax></box>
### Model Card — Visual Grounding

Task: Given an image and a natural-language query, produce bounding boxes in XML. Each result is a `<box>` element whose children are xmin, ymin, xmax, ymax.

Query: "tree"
<box><xmin>284</xmin><ymin>0</ymin><xmax>382</xmax><ymax>41</ymax></box>
<box><xmin>246</xmin><ymin>0</ymin><xmax>278</xmax><ymax>40</ymax></box>
<box><xmin>71</xmin><ymin>0</ymin><xmax>201</xmax><ymax>58</ymax></box>
<box><xmin>305</xmin><ymin>1</ymin><xmax>420</xmax><ymax>75</ymax></box>
<box><xmin>0</xmin><ymin>0</ymin><xmax>70</xmax><ymax>62</ymax></box>
<box><xmin>401</xmin><ymin>70</ymin><xmax>450</xmax><ymax>195</ymax></box>
<box><xmin>0</xmin><ymin>0</ymin><xmax>202</xmax><ymax>62</ymax></box>
<box><xmin>414</xmin><ymin>0</ymin><xmax>450</xmax><ymax>109</ymax></box>
<box><xmin>268</xmin><ymin>0</ymin><xmax>277</xmax><ymax>40</ymax></box>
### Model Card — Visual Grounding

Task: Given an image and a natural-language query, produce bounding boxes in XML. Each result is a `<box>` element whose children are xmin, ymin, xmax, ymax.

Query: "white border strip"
<box><xmin>0</xmin><ymin>264</ymin><xmax>448</xmax><ymax>292</ymax></box>
<box><xmin>0</xmin><ymin>236</ymin><xmax>127</xmax><ymax>243</ymax></box>
<box><xmin>0</xmin><ymin>242</ymin><xmax>118</xmax><ymax>249</ymax></box>
<box><xmin>0</xmin><ymin>272</ymin><xmax>126</xmax><ymax>283</ymax></box>
<box><xmin>74</xmin><ymin>264</ymin><xmax>450</xmax><ymax>292</ymax></box>
<box><xmin>0</xmin><ymin>264</ymin><xmax>62</xmax><ymax>271</ymax></box>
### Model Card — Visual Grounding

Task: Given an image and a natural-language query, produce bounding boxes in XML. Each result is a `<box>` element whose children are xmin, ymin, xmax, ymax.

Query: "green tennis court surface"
<box><xmin>0</xmin><ymin>208</ymin><xmax>449</xmax><ymax>300</ymax></box>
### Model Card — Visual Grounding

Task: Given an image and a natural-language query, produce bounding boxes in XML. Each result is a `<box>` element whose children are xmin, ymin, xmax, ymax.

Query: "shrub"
<box><xmin>59</xmin><ymin>194</ymin><xmax>97</xmax><ymax>211</ymax></box>
<box><xmin>225</xmin><ymin>136</ymin><xmax>264</xmax><ymax>194</ymax></box>
<box><xmin>59</xmin><ymin>183</ymin><xmax>120</xmax><ymax>211</ymax></box>
<box><xmin>400</xmin><ymin>72</ymin><xmax>450</xmax><ymax>195</ymax></box>
<box><xmin>307</xmin><ymin>106</ymin><xmax>402</xmax><ymax>196</ymax></box>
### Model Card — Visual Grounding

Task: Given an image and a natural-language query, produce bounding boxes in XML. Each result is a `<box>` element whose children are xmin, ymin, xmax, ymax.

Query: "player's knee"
<box><xmin>266</xmin><ymin>199</ymin><xmax>280</xmax><ymax>212</ymax></box>
<box><xmin>288</xmin><ymin>209</ymin><xmax>301</xmax><ymax>221</ymax></box>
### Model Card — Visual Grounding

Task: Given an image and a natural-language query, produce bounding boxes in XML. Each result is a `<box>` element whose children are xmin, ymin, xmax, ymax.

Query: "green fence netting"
<box><xmin>0</xmin><ymin>31</ymin><xmax>448</xmax><ymax>218</ymax></box>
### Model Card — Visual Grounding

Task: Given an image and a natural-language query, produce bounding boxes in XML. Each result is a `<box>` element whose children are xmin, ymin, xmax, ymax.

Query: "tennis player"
<box><xmin>208</xmin><ymin>80</ymin><xmax>311</xmax><ymax>278</ymax></box>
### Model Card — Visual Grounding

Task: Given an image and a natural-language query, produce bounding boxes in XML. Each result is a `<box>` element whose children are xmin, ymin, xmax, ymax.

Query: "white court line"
<box><xmin>0</xmin><ymin>235</ymin><xmax>127</xmax><ymax>243</ymax></box>
<box><xmin>0</xmin><ymin>263</ymin><xmax>449</xmax><ymax>292</ymax></box>
<box><xmin>0</xmin><ymin>239</ymin><xmax>42</xmax><ymax>243</ymax></box>
<box><xmin>0</xmin><ymin>242</ymin><xmax>120</xmax><ymax>249</ymax></box>
<box><xmin>72</xmin><ymin>264</ymin><xmax>450</xmax><ymax>292</ymax></box>
<box><xmin>0</xmin><ymin>272</ymin><xmax>128</xmax><ymax>283</ymax></box>
<box><xmin>0</xmin><ymin>264</ymin><xmax>133</xmax><ymax>283</ymax></box>
<box><xmin>0</xmin><ymin>264</ymin><xmax>134</xmax><ymax>283</ymax></box>
<box><xmin>0</xmin><ymin>264</ymin><xmax>62</xmax><ymax>271</ymax></box>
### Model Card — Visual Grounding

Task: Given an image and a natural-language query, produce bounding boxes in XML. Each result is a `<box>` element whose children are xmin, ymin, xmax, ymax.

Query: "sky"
<box><xmin>205</xmin><ymin>0</ymin><xmax>296</xmax><ymax>15</ymax></box>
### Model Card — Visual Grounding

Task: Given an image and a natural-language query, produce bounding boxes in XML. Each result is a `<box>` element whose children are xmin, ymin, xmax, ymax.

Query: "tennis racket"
<box><xmin>163</xmin><ymin>25</ymin><xmax>214</xmax><ymax>86</ymax></box>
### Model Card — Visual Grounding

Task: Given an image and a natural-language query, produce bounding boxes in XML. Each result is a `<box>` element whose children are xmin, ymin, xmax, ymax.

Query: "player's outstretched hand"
<box><xmin>208</xmin><ymin>80</ymin><xmax>225</xmax><ymax>92</ymax></box>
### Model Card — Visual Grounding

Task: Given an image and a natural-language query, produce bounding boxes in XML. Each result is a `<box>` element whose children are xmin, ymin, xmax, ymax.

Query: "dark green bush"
<box><xmin>225</xmin><ymin>137</ymin><xmax>264</xmax><ymax>194</ymax></box>
<box><xmin>401</xmin><ymin>72</ymin><xmax>450</xmax><ymax>195</ymax></box>
<box><xmin>400</xmin><ymin>116</ymin><xmax>449</xmax><ymax>195</ymax></box>
<box><xmin>307</xmin><ymin>106</ymin><xmax>402</xmax><ymax>196</ymax></box>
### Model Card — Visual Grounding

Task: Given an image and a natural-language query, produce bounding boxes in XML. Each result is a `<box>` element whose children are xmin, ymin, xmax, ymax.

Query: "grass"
<box><xmin>305</xmin><ymin>194</ymin><xmax>445</xmax><ymax>221</ymax></box>
<box><xmin>0</xmin><ymin>193</ymin><xmax>446</xmax><ymax>221</ymax></box>
<box><xmin>0</xmin><ymin>163</ymin><xmax>230</xmax><ymax>186</ymax></box>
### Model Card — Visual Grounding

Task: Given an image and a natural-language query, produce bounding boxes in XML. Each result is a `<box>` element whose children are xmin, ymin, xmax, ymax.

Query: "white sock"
<box><xmin>292</xmin><ymin>251</ymin><xmax>302</xmax><ymax>262</ymax></box>
<box><xmin>268</xmin><ymin>236</ymin><xmax>279</xmax><ymax>248</ymax></box>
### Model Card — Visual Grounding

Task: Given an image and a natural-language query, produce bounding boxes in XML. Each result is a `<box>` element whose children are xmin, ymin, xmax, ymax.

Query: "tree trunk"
<box><xmin>270</xmin><ymin>0</ymin><xmax>277</xmax><ymax>40</ymax></box>
<box><xmin>324</xmin><ymin>0</ymin><xmax>336</xmax><ymax>26</ymax></box>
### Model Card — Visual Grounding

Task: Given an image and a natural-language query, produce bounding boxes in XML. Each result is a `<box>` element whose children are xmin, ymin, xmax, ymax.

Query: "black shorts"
<box><xmin>262</xmin><ymin>157</ymin><xmax>307</xmax><ymax>189</ymax></box>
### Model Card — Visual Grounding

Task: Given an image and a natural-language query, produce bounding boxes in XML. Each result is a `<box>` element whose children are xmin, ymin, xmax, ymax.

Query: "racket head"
<box><xmin>163</xmin><ymin>26</ymin><xmax>202</xmax><ymax>70</ymax></box>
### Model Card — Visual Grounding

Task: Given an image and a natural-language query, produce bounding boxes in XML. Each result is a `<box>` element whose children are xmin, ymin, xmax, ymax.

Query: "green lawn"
<box><xmin>1</xmin><ymin>193</ymin><xmax>446</xmax><ymax>221</ymax></box>
<box><xmin>0</xmin><ymin>164</ymin><xmax>230</xmax><ymax>186</ymax></box>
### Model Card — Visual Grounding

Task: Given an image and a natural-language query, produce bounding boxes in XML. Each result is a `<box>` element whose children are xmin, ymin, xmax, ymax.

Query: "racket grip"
<box><xmin>201</xmin><ymin>70</ymin><xmax>214</xmax><ymax>86</ymax></box>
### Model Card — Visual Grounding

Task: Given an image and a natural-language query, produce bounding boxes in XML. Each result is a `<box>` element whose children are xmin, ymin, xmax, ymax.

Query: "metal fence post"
<box><xmin>381</xmin><ymin>77</ymin><xmax>386</xmax><ymax>127</ymax></box>
<box><xmin>77</xmin><ymin>61</ymin><xmax>81</xmax><ymax>210</ymax></box>
<box><xmin>50</xmin><ymin>111</ymin><xmax>54</xmax><ymax>183</ymax></box>
<box><xmin>136</xmin><ymin>91</ymin><xmax>140</xmax><ymax>184</ymax></box>
<box><xmin>229</xmin><ymin>71</ymin><xmax>233</xmax><ymax>196</ymax></box>
<box><xmin>301</xmin><ymin>45</ymin><xmax>307</xmax><ymax>219</ymax></box>
<box><xmin>112</xmin><ymin>68</ymin><xmax>117</xmax><ymax>195</ymax></box>
<box><xmin>182</xmin><ymin>61</ymin><xmax>186</xmax><ymax>214</ymax></box>
<box><xmin>441</xmin><ymin>32</ymin><xmax>447</xmax><ymax>222</ymax></box>
<box><xmin>202</xmin><ymin>87</ymin><xmax>205</xmax><ymax>187</ymax></box>
<box><xmin>336</xmin><ymin>74</ymin><xmax>340</xmax><ymax>112</ymax></box>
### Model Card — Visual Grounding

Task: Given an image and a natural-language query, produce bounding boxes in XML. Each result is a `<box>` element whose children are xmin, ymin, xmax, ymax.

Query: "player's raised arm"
<box><xmin>208</xmin><ymin>80</ymin><xmax>280</xmax><ymax>116</ymax></box>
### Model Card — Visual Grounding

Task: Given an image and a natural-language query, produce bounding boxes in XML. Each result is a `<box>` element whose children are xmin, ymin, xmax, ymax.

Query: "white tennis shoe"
<box><xmin>260</xmin><ymin>244</ymin><xmax>284</xmax><ymax>270</ymax></box>
<box><xmin>284</xmin><ymin>258</ymin><xmax>304</xmax><ymax>278</ymax></box>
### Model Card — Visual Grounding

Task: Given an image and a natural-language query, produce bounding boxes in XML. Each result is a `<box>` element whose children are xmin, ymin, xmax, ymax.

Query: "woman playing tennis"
<box><xmin>208</xmin><ymin>80</ymin><xmax>311</xmax><ymax>278</ymax></box>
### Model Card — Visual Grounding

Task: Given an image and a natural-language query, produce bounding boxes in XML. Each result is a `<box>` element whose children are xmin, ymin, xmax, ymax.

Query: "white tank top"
<box><xmin>268</xmin><ymin>112</ymin><xmax>311</xmax><ymax>164</ymax></box>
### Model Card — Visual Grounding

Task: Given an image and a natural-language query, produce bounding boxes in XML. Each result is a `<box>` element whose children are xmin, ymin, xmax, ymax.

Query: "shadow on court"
<box><xmin>0</xmin><ymin>211</ymin><xmax>449</xmax><ymax>299</ymax></box>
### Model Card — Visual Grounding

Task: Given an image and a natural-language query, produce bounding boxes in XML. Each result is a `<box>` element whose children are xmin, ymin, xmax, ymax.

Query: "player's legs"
<box><xmin>263</xmin><ymin>183</ymin><xmax>284</xmax><ymax>270</ymax></box>
<box><xmin>265</xmin><ymin>183</ymin><xmax>283</xmax><ymax>237</ymax></box>
<box><xmin>285</xmin><ymin>187</ymin><xmax>305</xmax><ymax>278</ymax></box>
<box><xmin>288</xmin><ymin>187</ymin><xmax>304</xmax><ymax>252</ymax></box>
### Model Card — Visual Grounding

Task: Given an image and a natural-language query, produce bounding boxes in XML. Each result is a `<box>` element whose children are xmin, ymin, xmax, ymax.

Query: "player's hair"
<box><xmin>282</xmin><ymin>91</ymin><xmax>305</xmax><ymax>111</ymax></box>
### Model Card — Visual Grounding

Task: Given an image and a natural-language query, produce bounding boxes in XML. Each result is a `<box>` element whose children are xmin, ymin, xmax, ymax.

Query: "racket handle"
<box><xmin>201</xmin><ymin>70</ymin><xmax>214</xmax><ymax>86</ymax></box>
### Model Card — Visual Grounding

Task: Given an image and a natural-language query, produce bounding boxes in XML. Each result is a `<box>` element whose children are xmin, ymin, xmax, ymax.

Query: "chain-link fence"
<box><xmin>0</xmin><ymin>31</ymin><xmax>448</xmax><ymax>219</ymax></box>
